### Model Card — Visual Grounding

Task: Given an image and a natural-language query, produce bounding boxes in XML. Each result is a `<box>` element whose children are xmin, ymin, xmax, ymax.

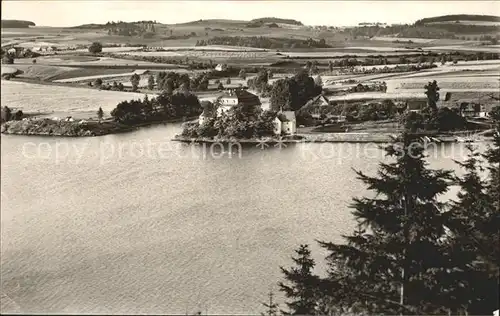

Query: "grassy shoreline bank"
<box><xmin>1</xmin><ymin>116</ymin><xmax>198</xmax><ymax>137</ymax></box>
<box><xmin>171</xmin><ymin>132</ymin><xmax>487</xmax><ymax>144</ymax></box>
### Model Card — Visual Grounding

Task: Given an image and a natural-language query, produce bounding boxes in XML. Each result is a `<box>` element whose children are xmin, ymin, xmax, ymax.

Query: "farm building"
<box><xmin>457</xmin><ymin>96</ymin><xmax>499</xmax><ymax>118</ymax></box>
<box><xmin>406</xmin><ymin>99</ymin><xmax>427</xmax><ymax>113</ymax></box>
<box><xmin>305</xmin><ymin>94</ymin><xmax>330</xmax><ymax>107</ymax></box>
<box><xmin>214</xmin><ymin>64</ymin><xmax>227</xmax><ymax>72</ymax></box>
<box><xmin>459</xmin><ymin>102</ymin><xmax>481</xmax><ymax>118</ymax></box>
<box><xmin>304</xmin><ymin>95</ymin><xmax>331</xmax><ymax>118</ymax></box>
<box><xmin>274</xmin><ymin>111</ymin><xmax>296</xmax><ymax>136</ymax></box>
<box><xmin>480</xmin><ymin>104</ymin><xmax>498</xmax><ymax>117</ymax></box>
<box><xmin>32</xmin><ymin>46</ymin><xmax>56</xmax><ymax>52</ymax></box>
<box><xmin>133</xmin><ymin>69</ymin><xmax>150</xmax><ymax>75</ymax></box>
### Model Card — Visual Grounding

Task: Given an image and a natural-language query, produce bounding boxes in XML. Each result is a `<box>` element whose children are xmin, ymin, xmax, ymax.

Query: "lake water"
<box><xmin>0</xmin><ymin>124</ymin><xmax>482</xmax><ymax>314</ymax></box>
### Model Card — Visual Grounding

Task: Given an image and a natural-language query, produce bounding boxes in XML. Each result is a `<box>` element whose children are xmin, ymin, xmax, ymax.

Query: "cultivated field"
<box><xmin>53</xmin><ymin>70</ymin><xmax>150</xmax><ymax>83</ymax></box>
<box><xmin>386</xmin><ymin>77</ymin><xmax>499</xmax><ymax>91</ymax></box>
<box><xmin>328</xmin><ymin>91</ymin><xmax>425</xmax><ymax>101</ymax></box>
<box><xmin>424</xmin><ymin>45</ymin><xmax>500</xmax><ymax>52</ymax></box>
<box><xmin>149</xmin><ymin>45</ymin><xmax>269</xmax><ymax>51</ymax></box>
<box><xmin>122</xmin><ymin>50</ymin><xmax>277</xmax><ymax>60</ymax></box>
<box><xmin>370</xmin><ymin>37</ymin><xmax>437</xmax><ymax>44</ymax></box>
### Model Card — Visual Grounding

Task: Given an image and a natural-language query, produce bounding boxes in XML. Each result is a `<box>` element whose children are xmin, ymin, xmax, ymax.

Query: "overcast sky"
<box><xmin>2</xmin><ymin>1</ymin><xmax>499</xmax><ymax>27</ymax></box>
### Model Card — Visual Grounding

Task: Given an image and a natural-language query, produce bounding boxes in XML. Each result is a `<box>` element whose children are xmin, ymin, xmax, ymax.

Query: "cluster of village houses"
<box><xmin>199</xmin><ymin>88</ymin><xmax>498</xmax><ymax>136</ymax></box>
<box><xmin>198</xmin><ymin>89</ymin><xmax>297</xmax><ymax>136</ymax></box>
<box><xmin>3</xmin><ymin>43</ymin><xmax>89</xmax><ymax>57</ymax></box>
<box><xmin>406</xmin><ymin>95</ymin><xmax>497</xmax><ymax>118</ymax></box>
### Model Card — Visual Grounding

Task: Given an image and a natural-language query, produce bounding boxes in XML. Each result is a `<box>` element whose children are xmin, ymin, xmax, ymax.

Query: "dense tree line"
<box><xmin>247</xmin><ymin>70</ymin><xmax>271</xmax><ymax>95</ymax></box>
<box><xmin>104</xmin><ymin>21</ymin><xmax>156</xmax><ymax>37</ymax></box>
<box><xmin>479</xmin><ymin>35</ymin><xmax>499</xmax><ymax>45</ymax></box>
<box><xmin>105</xmin><ymin>53</ymin><xmax>214</xmax><ymax>70</ymax></box>
<box><xmin>154</xmin><ymin>71</ymin><xmax>210</xmax><ymax>92</ymax></box>
<box><xmin>249</xmin><ymin>17</ymin><xmax>303</xmax><ymax>25</ymax></box>
<box><xmin>288</xmin><ymin>52</ymin><xmax>500</xmax><ymax>63</ymax></box>
<box><xmin>275</xmin><ymin>107</ymin><xmax>500</xmax><ymax>315</ymax></box>
<box><xmin>93</xmin><ymin>80</ymin><xmax>125</xmax><ymax>91</ymax></box>
<box><xmin>1</xmin><ymin>106</ymin><xmax>23</xmax><ymax>123</ymax></box>
<box><xmin>269</xmin><ymin>70</ymin><xmax>323</xmax><ymax>111</ymax></box>
<box><xmin>110</xmin><ymin>92</ymin><xmax>201</xmax><ymax>125</ymax></box>
<box><xmin>402</xmin><ymin>107</ymin><xmax>468</xmax><ymax>132</ymax></box>
<box><xmin>347</xmin><ymin>82</ymin><xmax>387</xmax><ymax>93</ymax></box>
<box><xmin>196</xmin><ymin>36</ymin><xmax>331</xmax><ymax>49</ymax></box>
<box><xmin>298</xmin><ymin>99</ymin><xmax>403</xmax><ymax>123</ymax></box>
<box><xmin>346</xmin><ymin>23</ymin><xmax>499</xmax><ymax>39</ymax></box>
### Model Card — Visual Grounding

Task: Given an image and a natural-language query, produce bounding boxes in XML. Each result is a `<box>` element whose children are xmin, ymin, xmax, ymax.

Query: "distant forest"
<box><xmin>415</xmin><ymin>14</ymin><xmax>500</xmax><ymax>25</ymax></box>
<box><xmin>1</xmin><ymin>20</ymin><xmax>35</xmax><ymax>28</ymax></box>
<box><xmin>348</xmin><ymin>23</ymin><xmax>500</xmax><ymax>40</ymax></box>
<box><xmin>249</xmin><ymin>17</ymin><xmax>303</xmax><ymax>25</ymax></box>
<box><xmin>104</xmin><ymin>21</ymin><xmax>157</xmax><ymax>37</ymax></box>
<box><xmin>196</xmin><ymin>36</ymin><xmax>330</xmax><ymax>49</ymax></box>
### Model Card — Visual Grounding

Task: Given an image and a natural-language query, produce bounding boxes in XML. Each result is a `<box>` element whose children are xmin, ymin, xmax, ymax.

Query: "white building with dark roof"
<box><xmin>216</xmin><ymin>89</ymin><xmax>261</xmax><ymax>116</ymax></box>
<box><xmin>273</xmin><ymin>111</ymin><xmax>296</xmax><ymax>135</ymax></box>
<box><xmin>214</xmin><ymin>64</ymin><xmax>227</xmax><ymax>72</ymax></box>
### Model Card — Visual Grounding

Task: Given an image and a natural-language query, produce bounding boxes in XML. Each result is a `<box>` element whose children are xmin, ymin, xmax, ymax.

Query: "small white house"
<box><xmin>273</xmin><ymin>111</ymin><xmax>296</xmax><ymax>136</ymax></box>
<box><xmin>214</xmin><ymin>64</ymin><xmax>227</xmax><ymax>72</ymax></box>
<box><xmin>198</xmin><ymin>111</ymin><xmax>209</xmax><ymax>125</ymax></box>
<box><xmin>480</xmin><ymin>104</ymin><xmax>497</xmax><ymax>118</ymax></box>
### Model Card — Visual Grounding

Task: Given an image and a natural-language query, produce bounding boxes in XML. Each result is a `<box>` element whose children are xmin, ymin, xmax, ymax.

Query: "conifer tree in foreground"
<box><xmin>319</xmin><ymin>132</ymin><xmax>454</xmax><ymax>314</ymax></box>
<box><xmin>278</xmin><ymin>244</ymin><xmax>318</xmax><ymax>315</ymax></box>
<box><xmin>484</xmin><ymin>106</ymin><xmax>500</xmax><ymax>213</ymax></box>
<box><xmin>261</xmin><ymin>290</ymin><xmax>279</xmax><ymax>316</ymax></box>
<box><xmin>276</xmin><ymin>117</ymin><xmax>499</xmax><ymax>314</ymax></box>
<box><xmin>147</xmin><ymin>74</ymin><xmax>155</xmax><ymax>90</ymax></box>
<box><xmin>97</xmin><ymin>107</ymin><xmax>104</xmax><ymax>122</ymax></box>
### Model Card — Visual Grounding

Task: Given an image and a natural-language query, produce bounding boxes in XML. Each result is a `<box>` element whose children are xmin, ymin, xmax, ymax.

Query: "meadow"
<box><xmin>1</xmin><ymin>80</ymin><xmax>150</xmax><ymax>118</ymax></box>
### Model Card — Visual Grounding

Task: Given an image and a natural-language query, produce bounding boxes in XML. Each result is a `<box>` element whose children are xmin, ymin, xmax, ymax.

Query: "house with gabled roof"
<box><xmin>406</xmin><ymin>99</ymin><xmax>427</xmax><ymax>113</ymax></box>
<box><xmin>304</xmin><ymin>94</ymin><xmax>330</xmax><ymax>118</ymax></box>
<box><xmin>305</xmin><ymin>94</ymin><xmax>330</xmax><ymax>108</ymax></box>
<box><xmin>216</xmin><ymin>89</ymin><xmax>261</xmax><ymax>116</ymax></box>
<box><xmin>214</xmin><ymin>63</ymin><xmax>227</xmax><ymax>72</ymax></box>
<box><xmin>457</xmin><ymin>95</ymin><xmax>499</xmax><ymax>118</ymax></box>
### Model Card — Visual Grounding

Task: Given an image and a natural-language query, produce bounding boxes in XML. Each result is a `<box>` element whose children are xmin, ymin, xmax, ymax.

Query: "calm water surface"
<box><xmin>0</xmin><ymin>124</ymin><xmax>480</xmax><ymax>314</ymax></box>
